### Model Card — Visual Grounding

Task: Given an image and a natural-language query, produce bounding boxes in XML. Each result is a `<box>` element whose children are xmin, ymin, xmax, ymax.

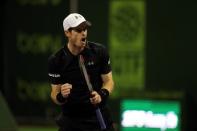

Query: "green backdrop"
<box><xmin>109</xmin><ymin>0</ymin><xmax>145</xmax><ymax>97</ymax></box>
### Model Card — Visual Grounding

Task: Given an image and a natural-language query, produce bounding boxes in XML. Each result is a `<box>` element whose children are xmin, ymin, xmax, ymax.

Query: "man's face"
<box><xmin>67</xmin><ymin>23</ymin><xmax>88</xmax><ymax>50</ymax></box>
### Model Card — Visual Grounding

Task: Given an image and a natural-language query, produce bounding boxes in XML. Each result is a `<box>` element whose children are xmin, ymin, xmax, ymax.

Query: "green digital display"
<box><xmin>120</xmin><ymin>99</ymin><xmax>181</xmax><ymax>131</ymax></box>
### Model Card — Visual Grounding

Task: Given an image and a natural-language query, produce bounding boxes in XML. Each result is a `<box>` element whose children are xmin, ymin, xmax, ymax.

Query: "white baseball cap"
<box><xmin>63</xmin><ymin>13</ymin><xmax>91</xmax><ymax>31</ymax></box>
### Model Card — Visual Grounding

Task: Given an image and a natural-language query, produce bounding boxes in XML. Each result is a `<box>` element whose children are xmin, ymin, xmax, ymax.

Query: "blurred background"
<box><xmin>1</xmin><ymin>0</ymin><xmax>197</xmax><ymax>131</ymax></box>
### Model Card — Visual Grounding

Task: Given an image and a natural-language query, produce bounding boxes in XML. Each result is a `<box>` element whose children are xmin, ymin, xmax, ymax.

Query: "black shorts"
<box><xmin>56</xmin><ymin>113</ymin><xmax>115</xmax><ymax>131</ymax></box>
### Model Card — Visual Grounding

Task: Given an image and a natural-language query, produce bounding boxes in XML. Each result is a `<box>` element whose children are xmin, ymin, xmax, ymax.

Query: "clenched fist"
<box><xmin>90</xmin><ymin>91</ymin><xmax>102</xmax><ymax>105</ymax></box>
<box><xmin>61</xmin><ymin>83</ymin><xmax>72</xmax><ymax>98</ymax></box>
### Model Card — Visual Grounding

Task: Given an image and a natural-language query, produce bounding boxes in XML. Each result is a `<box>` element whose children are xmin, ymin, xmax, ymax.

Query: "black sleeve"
<box><xmin>100</xmin><ymin>46</ymin><xmax>112</xmax><ymax>74</ymax></box>
<box><xmin>48</xmin><ymin>55</ymin><xmax>62</xmax><ymax>84</ymax></box>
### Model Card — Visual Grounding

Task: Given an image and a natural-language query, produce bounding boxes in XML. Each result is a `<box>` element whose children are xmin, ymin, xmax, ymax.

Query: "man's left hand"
<box><xmin>90</xmin><ymin>91</ymin><xmax>102</xmax><ymax>105</ymax></box>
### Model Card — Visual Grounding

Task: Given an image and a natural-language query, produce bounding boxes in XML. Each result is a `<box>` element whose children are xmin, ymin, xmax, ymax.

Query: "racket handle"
<box><xmin>95</xmin><ymin>108</ymin><xmax>107</xmax><ymax>130</ymax></box>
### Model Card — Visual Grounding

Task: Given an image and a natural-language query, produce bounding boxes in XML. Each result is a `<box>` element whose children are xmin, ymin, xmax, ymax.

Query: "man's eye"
<box><xmin>76</xmin><ymin>29</ymin><xmax>82</xmax><ymax>32</ymax></box>
<box><xmin>74</xmin><ymin>28</ymin><xmax>86</xmax><ymax>33</ymax></box>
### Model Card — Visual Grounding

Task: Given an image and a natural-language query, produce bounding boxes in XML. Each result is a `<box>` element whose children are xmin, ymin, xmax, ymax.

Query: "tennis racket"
<box><xmin>79</xmin><ymin>55</ymin><xmax>107</xmax><ymax>130</ymax></box>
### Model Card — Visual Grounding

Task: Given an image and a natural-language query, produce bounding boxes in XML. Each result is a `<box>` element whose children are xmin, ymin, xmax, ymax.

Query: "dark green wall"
<box><xmin>78</xmin><ymin>0</ymin><xmax>109</xmax><ymax>46</ymax></box>
<box><xmin>2</xmin><ymin>0</ymin><xmax>69</xmax><ymax>120</ymax></box>
<box><xmin>146</xmin><ymin>0</ymin><xmax>197</xmax><ymax>90</ymax></box>
<box><xmin>146</xmin><ymin>0</ymin><xmax>197</xmax><ymax>130</ymax></box>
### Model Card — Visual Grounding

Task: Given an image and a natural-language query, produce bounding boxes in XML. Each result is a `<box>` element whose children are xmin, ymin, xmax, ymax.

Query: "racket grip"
<box><xmin>95</xmin><ymin>107</ymin><xmax>107</xmax><ymax>130</ymax></box>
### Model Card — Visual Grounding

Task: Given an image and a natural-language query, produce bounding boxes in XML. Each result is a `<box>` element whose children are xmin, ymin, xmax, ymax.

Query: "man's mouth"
<box><xmin>81</xmin><ymin>38</ymin><xmax>86</xmax><ymax>42</ymax></box>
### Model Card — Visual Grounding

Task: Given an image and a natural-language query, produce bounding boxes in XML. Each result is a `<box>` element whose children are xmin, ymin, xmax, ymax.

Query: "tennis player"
<box><xmin>48</xmin><ymin>13</ymin><xmax>115</xmax><ymax>131</ymax></box>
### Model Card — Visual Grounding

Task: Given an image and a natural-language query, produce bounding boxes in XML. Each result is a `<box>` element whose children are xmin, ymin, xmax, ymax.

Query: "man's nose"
<box><xmin>81</xmin><ymin>30</ymin><xmax>87</xmax><ymax>35</ymax></box>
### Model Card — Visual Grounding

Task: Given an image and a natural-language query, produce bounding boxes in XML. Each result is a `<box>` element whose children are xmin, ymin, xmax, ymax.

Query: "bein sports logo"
<box><xmin>121</xmin><ymin>110</ymin><xmax>178</xmax><ymax>131</ymax></box>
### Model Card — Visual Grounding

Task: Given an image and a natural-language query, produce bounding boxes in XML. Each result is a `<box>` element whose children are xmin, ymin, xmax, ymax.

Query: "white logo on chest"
<box><xmin>87</xmin><ymin>61</ymin><xmax>94</xmax><ymax>66</ymax></box>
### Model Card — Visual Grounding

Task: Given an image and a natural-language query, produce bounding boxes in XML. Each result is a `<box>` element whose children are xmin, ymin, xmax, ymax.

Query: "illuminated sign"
<box><xmin>109</xmin><ymin>0</ymin><xmax>145</xmax><ymax>97</ymax></box>
<box><xmin>121</xmin><ymin>99</ymin><xmax>181</xmax><ymax>131</ymax></box>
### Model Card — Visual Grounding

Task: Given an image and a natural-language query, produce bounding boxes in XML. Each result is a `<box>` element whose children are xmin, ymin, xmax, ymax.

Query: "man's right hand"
<box><xmin>60</xmin><ymin>83</ymin><xmax>72</xmax><ymax>98</ymax></box>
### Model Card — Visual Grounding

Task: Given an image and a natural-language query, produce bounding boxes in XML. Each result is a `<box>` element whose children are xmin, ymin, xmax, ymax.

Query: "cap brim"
<box><xmin>74</xmin><ymin>21</ymin><xmax>91</xmax><ymax>29</ymax></box>
<box><xmin>85</xmin><ymin>20</ymin><xmax>91</xmax><ymax>27</ymax></box>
